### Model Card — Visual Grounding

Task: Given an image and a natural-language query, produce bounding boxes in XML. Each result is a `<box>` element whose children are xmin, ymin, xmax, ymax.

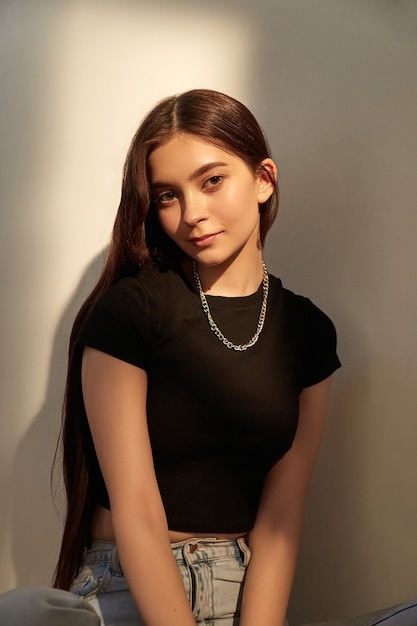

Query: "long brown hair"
<box><xmin>52</xmin><ymin>89</ymin><xmax>279</xmax><ymax>589</ymax></box>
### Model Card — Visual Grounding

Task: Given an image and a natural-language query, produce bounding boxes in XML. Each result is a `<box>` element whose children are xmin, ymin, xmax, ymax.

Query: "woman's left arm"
<box><xmin>239</xmin><ymin>376</ymin><xmax>334</xmax><ymax>626</ymax></box>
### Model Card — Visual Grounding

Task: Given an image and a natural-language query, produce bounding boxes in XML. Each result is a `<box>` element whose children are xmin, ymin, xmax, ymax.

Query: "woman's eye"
<box><xmin>154</xmin><ymin>191</ymin><xmax>177</xmax><ymax>205</ymax></box>
<box><xmin>204</xmin><ymin>175</ymin><xmax>223</xmax><ymax>189</ymax></box>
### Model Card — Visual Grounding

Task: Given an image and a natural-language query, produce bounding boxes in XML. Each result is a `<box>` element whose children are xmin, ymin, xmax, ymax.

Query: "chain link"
<box><xmin>192</xmin><ymin>261</ymin><xmax>269</xmax><ymax>351</ymax></box>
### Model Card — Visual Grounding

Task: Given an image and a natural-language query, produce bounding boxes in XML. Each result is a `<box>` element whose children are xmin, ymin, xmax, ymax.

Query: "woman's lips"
<box><xmin>189</xmin><ymin>232</ymin><xmax>221</xmax><ymax>248</ymax></box>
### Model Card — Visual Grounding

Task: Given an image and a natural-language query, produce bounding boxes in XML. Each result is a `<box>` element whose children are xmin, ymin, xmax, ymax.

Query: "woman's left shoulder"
<box><xmin>269</xmin><ymin>275</ymin><xmax>341</xmax><ymax>386</ymax></box>
<box><xmin>270</xmin><ymin>276</ymin><xmax>337</xmax><ymax>334</ymax></box>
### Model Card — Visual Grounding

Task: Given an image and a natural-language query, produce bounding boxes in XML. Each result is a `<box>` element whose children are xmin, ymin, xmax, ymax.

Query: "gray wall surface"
<box><xmin>1</xmin><ymin>1</ymin><xmax>416</xmax><ymax>623</ymax></box>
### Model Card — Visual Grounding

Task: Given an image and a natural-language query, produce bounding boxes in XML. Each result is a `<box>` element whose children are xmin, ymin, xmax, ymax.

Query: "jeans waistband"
<box><xmin>86</xmin><ymin>536</ymin><xmax>251</xmax><ymax>573</ymax></box>
<box><xmin>84</xmin><ymin>541</ymin><xmax>123</xmax><ymax>575</ymax></box>
<box><xmin>171</xmin><ymin>537</ymin><xmax>251</xmax><ymax>567</ymax></box>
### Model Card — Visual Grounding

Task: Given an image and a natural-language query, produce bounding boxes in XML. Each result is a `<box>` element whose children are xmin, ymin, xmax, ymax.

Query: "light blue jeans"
<box><xmin>1</xmin><ymin>583</ymin><xmax>417</xmax><ymax>625</ymax></box>
<box><xmin>70</xmin><ymin>537</ymin><xmax>251</xmax><ymax>625</ymax></box>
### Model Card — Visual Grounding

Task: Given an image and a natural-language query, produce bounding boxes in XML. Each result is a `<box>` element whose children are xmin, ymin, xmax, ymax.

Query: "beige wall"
<box><xmin>1</xmin><ymin>1</ymin><xmax>416</xmax><ymax>622</ymax></box>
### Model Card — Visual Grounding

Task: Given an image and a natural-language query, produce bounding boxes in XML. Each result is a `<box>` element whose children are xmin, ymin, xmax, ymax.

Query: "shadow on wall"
<box><xmin>10</xmin><ymin>250</ymin><xmax>107</xmax><ymax>586</ymax></box>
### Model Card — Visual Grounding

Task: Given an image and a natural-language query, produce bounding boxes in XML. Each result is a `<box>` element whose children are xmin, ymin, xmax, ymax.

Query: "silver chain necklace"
<box><xmin>192</xmin><ymin>260</ymin><xmax>269</xmax><ymax>351</ymax></box>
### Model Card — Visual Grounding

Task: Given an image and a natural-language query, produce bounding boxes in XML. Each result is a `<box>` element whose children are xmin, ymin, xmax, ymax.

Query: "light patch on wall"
<box><xmin>42</xmin><ymin>0</ymin><xmax>253</xmax><ymax>292</ymax></box>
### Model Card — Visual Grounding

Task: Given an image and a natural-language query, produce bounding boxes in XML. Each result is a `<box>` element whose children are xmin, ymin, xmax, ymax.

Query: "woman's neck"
<box><xmin>183</xmin><ymin>253</ymin><xmax>265</xmax><ymax>297</ymax></box>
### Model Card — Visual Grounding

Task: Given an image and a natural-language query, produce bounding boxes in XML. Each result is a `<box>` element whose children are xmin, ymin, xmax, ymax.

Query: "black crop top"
<box><xmin>78</xmin><ymin>267</ymin><xmax>341</xmax><ymax>533</ymax></box>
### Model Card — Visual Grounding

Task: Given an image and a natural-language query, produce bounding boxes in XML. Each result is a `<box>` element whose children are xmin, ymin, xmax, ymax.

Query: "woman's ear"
<box><xmin>257</xmin><ymin>158</ymin><xmax>278</xmax><ymax>204</ymax></box>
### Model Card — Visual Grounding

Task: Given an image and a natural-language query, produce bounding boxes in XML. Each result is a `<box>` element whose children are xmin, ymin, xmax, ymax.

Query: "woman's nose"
<box><xmin>181</xmin><ymin>194</ymin><xmax>208</xmax><ymax>226</ymax></box>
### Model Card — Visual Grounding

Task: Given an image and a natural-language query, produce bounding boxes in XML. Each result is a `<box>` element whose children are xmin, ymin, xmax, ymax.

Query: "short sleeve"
<box><xmin>77</xmin><ymin>278</ymin><xmax>151</xmax><ymax>369</ymax></box>
<box><xmin>299</xmin><ymin>298</ymin><xmax>341</xmax><ymax>388</ymax></box>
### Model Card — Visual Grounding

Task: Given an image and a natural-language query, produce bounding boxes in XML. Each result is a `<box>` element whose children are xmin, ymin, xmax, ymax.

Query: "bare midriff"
<box><xmin>91</xmin><ymin>505</ymin><xmax>246</xmax><ymax>543</ymax></box>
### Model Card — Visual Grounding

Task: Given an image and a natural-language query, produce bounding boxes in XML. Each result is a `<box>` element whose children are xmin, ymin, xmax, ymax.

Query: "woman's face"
<box><xmin>148</xmin><ymin>134</ymin><xmax>275</xmax><ymax>270</ymax></box>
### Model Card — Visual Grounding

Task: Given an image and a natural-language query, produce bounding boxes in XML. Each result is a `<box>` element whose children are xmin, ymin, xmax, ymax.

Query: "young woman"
<box><xmin>52</xmin><ymin>88</ymin><xmax>341</xmax><ymax>626</ymax></box>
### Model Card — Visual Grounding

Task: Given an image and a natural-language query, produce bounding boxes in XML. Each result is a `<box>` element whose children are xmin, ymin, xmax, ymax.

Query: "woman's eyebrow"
<box><xmin>188</xmin><ymin>161</ymin><xmax>228</xmax><ymax>181</ymax></box>
<box><xmin>151</xmin><ymin>162</ymin><xmax>229</xmax><ymax>191</ymax></box>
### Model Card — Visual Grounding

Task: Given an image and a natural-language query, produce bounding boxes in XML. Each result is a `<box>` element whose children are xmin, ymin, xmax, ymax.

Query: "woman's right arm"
<box><xmin>81</xmin><ymin>347</ymin><xmax>196</xmax><ymax>626</ymax></box>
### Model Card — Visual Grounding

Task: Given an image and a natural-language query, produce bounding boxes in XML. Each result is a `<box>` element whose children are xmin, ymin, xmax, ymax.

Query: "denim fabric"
<box><xmin>70</xmin><ymin>537</ymin><xmax>251</xmax><ymax>625</ymax></box>
<box><xmin>1</xmin><ymin>585</ymin><xmax>417</xmax><ymax>626</ymax></box>
<box><xmin>0</xmin><ymin>587</ymin><xmax>100</xmax><ymax>625</ymax></box>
